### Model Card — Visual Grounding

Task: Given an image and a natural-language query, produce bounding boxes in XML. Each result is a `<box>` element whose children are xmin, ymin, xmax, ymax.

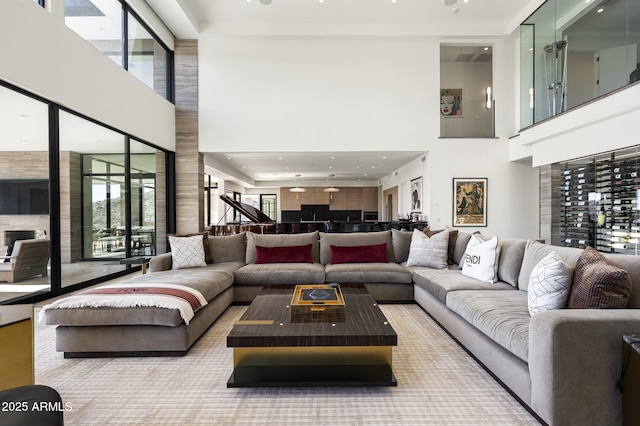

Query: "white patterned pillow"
<box><xmin>405</xmin><ymin>229</ymin><xmax>449</xmax><ymax>269</ymax></box>
<box><xmin>169</xmin><ymin>235</ymin><xmax>207</xmax><ymax>270</ymax></box>
<box><xmin>528</xmin><ymin>251</ymin><xmax>573</xmax><ymax>315</ymax></box>
<box><xmin>461</xmin><ymin>235</ymin><xmax>499</xmax><ymax>283</ymax></box>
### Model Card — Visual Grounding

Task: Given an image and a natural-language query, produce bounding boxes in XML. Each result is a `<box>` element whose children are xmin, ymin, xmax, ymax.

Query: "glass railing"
<box><xmin>520</xmin><ymin>0</ymin><xmax>640</xmax><ymax>129</ymax></box>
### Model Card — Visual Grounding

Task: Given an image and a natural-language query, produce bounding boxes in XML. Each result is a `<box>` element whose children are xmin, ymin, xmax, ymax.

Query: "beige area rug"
<box><xmin>35</xmin><ymin>304</ymin><xmax>540</xmax><ymax>425</ymax></box>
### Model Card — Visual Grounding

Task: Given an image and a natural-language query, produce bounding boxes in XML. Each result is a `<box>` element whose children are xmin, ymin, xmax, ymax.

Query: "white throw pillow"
<box><xmin>461</xmin><ymin>234</ymin><xmax>499</xmax><ymax>283</ymax></box>
<box><xmin>169</xmin><ymin>235</ymin><xmax>207</xmax><ymax>270</ymax></box>
<box><xmin>405</xmin><ymin>229</ymin><xmax>449</xmax><ymax>269</ymax></box>
<box><xmin>527</xmin><ymin>251</ymin><xmax>573</xmax><ymax>315</ymax></box>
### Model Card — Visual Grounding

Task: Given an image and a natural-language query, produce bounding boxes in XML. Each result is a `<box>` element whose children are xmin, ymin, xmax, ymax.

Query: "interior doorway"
<box><xmin>383</xmin><ymin>186</ymin><xmax>398</xmax><ymax>222</ymax></box>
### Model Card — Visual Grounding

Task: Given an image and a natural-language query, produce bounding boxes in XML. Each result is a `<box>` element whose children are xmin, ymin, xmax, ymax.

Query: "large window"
<box><xmin>521</xmin><ymin>0</ymin><xmax>640</xmax><ymax>128</ymax></box>
<box><xmin>65</xmin><ymin>0</ymin><xmax>173</xmax><ymax>100</ymax></box>
<box><xmin>0</xmin><ymin>81</ymin><xmax>173</xmax><ymax>303</ymax></box>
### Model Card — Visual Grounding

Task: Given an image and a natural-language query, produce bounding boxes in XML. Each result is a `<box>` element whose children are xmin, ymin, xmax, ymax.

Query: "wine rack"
<box><xmin>560</xmin><ymin>164</ymin><xmax>594</xmax><ymax>249</ymax></box>
<box><xmin>557</xmin><ymin>151</ymin><xmax>640</xmax><ymax>255</ymax></box>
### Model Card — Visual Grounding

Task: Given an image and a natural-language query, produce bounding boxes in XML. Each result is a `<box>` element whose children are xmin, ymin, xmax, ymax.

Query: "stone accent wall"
<box><xmin>0</xmin><ymin>152</ymin><xmax>50</xmax><ymax>251</ymax></box>
<box><xmin>174</xmin><ymin>39</ymin><xmax>204</xmax><ymax>234</ymax></box>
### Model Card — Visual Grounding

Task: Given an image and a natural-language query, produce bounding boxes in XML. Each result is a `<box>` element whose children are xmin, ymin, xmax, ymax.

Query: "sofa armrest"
<box><xmin>529</xmin><ymin>309</ymin><xmax>640</xmax><ymax>426</ymax></box>
<box><xmin>149</xmin><ymin>253</ymin><xmax>172</xmax><ymax>272</ymax></box>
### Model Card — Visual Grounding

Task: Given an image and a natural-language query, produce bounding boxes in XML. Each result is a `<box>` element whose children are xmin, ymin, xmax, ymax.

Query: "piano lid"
<box><xmin>219</xmin><ymin>195</ymin><xmax>275</xmax><ymax>224</ymax></box>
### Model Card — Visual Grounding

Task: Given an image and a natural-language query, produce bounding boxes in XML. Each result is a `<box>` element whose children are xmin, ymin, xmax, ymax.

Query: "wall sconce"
<box><xmin>485</xmin><ymin>86</ymin><xmax>492</xmax><ymax>109</ymax></box>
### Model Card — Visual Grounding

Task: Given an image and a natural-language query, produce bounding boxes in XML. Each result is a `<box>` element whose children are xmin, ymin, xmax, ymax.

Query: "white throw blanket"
<box><xmin>39</xmin><ymin>283</ymin><xmax>208</xmax><ymax>325</ymax></box>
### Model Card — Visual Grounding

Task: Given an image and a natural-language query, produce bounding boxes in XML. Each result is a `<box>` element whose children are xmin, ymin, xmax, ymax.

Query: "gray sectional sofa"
<box><xmin>42</xmin><ymin>229</ymin><xmax>640</xmax><ymax>426</ymax></box>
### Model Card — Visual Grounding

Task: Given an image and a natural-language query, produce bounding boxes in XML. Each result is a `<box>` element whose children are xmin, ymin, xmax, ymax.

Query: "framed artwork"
<box><xmin>410</xmin><ymin>177</ymin><xmax>422</xmax><ymax>212</ymax></box>
<box><xmin>440</xmin><ymin>88</ymin><xmax>462</xmax><ymax>117</ymax></box>
<box><xmin>453</xmin><ymin>178</ymin><xmax>487</xmax><ymax>227</ymax></box>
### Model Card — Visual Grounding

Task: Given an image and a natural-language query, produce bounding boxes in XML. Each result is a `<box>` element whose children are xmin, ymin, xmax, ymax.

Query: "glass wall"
<box><xmin>65</xmin><ymin>0</ymin><xmax>172</xmax><ymax>100</ymax></box>
<box><xmin>0</xmin><ymin>81</ymin><xmax>173</xmax><ymax>302</ymax></box>
<box><xmin>127</xmin><ymin>12</ymin><xmax>168</xmax><ymax>98</ymax></box>
<box><xmin>60</xmin><ymin>111</ymin><xmax>129</xmax><ymax>287</ymax></box>
<box><xmin>0</xmin><ymin>85</ymin><xmax>51</xmax><ymax>303</ymax></box>
<box><xmin>65</xmin><ymin>0</ymin><xmax>123</xmax><ymax>66</ymax></box>
<box><xmin>521</xmin><ymin>0</ymin><xmax>640</xmax><ymax>128</ymax></box>
<box><xmin>204</xmin><ymin>174</ymin><xmax>218</xmax><ymax>228</ymax></box>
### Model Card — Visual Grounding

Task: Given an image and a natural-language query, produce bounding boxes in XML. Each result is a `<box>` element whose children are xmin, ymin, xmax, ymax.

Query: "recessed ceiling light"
<box><xmin>331</xmin><ymin>156</ymin><xmax>336</xmax><ymax>160</ymax></box>
<box><xmin>597</xmin><ymin>8</ymin><xmax>604</xmax><ymax>13</ymax></box>
<box><xmin>382</xmin><ymin>156</ymin><xmax>387</xmax><ymax>160</ymax></box>
<box><xmin>278</xmin><ymin>156</ymin><xmax>283</xmax><ymax>160</ymax></box>
<box><xmin>451</xmin><ymin>8</ymin><xmax>459</xmax><ymax>14</ymax></box>
<box><xmin>444</xmin><ymin>0</ymin><xmax>457</xmax><ymax>5</ymax></box>
<box><xmin>484</xmin><ymin>47</ymin><xmax>489</xmax><ymax>51</ymax></box>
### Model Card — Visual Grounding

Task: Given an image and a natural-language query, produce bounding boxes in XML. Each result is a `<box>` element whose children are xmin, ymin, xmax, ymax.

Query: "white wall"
<box><xmin>382</xmin><ymin>141</ymin><xmax>539</xmax><ymax>239</ymax></box>
<box><xmin>199</xmin><ymin>36</ymin><xmax>437</xmax><ymax>151</ymax></box>
<box><xmin>199</xmin><ymin>33</ymin><xmax>540</xmax><ymax>239</ymax></box>
<box><xmin>0</xmin><ymin>0</ymin><xmax>175</xmax><ymax>151</ymax></box>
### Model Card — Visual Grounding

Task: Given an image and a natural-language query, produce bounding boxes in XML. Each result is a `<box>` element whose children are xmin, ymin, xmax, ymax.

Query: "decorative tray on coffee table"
<box><xmin>290</xmin><ymin>284</ymin><xmax>345</xmax><ymax>319</ymax></box>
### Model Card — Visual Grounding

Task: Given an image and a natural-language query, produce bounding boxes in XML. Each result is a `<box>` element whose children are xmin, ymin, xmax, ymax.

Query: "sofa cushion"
<box><xmin>461</xmin><ymin>235</ymin><xmax>499</xmax><ymax>283</ymax></box>
<box><xmin>233</xmin><ymin>263</ymin><xmax>325</xmax><ymax>285</ymax></box>
<box><xmin>517</xmin><ymin>240</ymin><xmax>583</xmax><ymax>291</ymax></box>
<box><xmin>446</xmin><ymin>289</ymin><xmax>530</xmax><ymax>362</ymax></box>
<box><xmin>319</xmin><ymin>231</ymin><xmax>395</xmax><ymax>265</ymax></box>
<box><xmin>330</xmin><ymin>243</ymin><xmax>388</xmax><ymax>264</ymax></box>
<box><xmin>567</xmin><ymin>246</ymin><xmax>632</xmax><ymax>309</ymax></box>
<box><xmin>497</xmin><ymin>239</ymin><xmax>527</xmax><ymax>288</ymax></box>
<box><xmin>246</xmin><ymin>231</ymin><xmax>320</xmax><ymax>264</ymax></box>
<box><xmin>208</xmin><ymin>232</ymin><xmax>247</xmax><ymax>263</ymax></box>
<box><xmin>391</xmin><ymin>229</ymin><xmax>413</xmax><ymax>263</ymax></box>
<box><xmin>255</xmin><ymin>244</ymin><xmax>313</xmax><ymax>264</ymax></box>
<box><xmin>169</xmin><ymin>231</ymin><xmax>211</xmax><ymax>264</ymax></box>
<box><xmin>405</xmin><ymin>229</ymin><xmax>449</xmax><ymax>269</ymax></box>
<box><xmin>424</xmin><ymin>227</ymin><xmax>458</xmax><ymax>265</ymax></box>
<box><xmin>168</xmin><ymin>235</ymin><xmax>207</xmax><ymax>270</ymax></box>
<box><xmin>411</xmin><ymin>268</ymin><xmax>514</xmax><ymax>304</ymax></box>
<box><xmin>452</xmin><ymin>230</ymin><xmax>474</xmax><ymax>265</ymax></box>
<box><xmin>527</xmin><ymin>251</ymin><xmax>573</xmax><ymax>315</ymax></box>
<box><xmin>325</xmin><ymin>262</ymin><xmax>412</xmax><ymax>284</ymax></box>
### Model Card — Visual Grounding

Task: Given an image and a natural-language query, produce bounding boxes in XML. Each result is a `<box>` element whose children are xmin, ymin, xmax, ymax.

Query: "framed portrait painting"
<box><xmin>453</xmin><ymin>178</ymin><xmax>487</xmax><ymax>227</ymax></box>
<box><xmin>410</xmin><ymin>177</ymin><xmax>422</xmax><ymax>212</ymax></box>
<box><xmin>440</xmin><ymin>88</ymin><xmax>462</xmax><ymax>117</ymax></box>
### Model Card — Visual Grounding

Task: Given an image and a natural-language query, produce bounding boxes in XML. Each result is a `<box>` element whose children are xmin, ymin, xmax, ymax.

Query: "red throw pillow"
<box><xmin>330</xmin><ymin>243</ymin><xmax>388</xmax><ymax>264</ymax></box>
<box><xmin>255</xmin><ymin>244</ymin><xmax>313</xmax><ymax>264</ymax></box>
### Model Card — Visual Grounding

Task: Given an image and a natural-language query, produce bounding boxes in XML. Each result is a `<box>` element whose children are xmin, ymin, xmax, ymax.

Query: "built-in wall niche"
<box><xmin>552</xmin><ymin>146</ymin><xmax>640</xmax><ymax>255</ymax></box>
<box><xmin>439</xmin><ymin>44</ymin><xmax>494</xmax><ymax>138</ymax></box>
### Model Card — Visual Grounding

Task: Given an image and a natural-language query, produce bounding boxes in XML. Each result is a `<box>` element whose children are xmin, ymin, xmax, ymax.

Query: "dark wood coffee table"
<box><xmin>226</xmin><ymin>283</ymin><xmax>397</xmax><ymax>387</ymax></box>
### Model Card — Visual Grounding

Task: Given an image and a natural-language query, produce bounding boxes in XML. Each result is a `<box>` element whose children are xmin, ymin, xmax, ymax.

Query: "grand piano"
<box><xmin>209</xmin><ymin>195</ymin><xmax>276</xmax><ymax>235</ymax></box>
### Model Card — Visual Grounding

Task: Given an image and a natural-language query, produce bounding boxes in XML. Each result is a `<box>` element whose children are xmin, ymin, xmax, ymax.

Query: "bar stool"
<box><xmin>290</xmin><ymin>223</ymin><xmax>302</xmax><ymax>233</ymax></box>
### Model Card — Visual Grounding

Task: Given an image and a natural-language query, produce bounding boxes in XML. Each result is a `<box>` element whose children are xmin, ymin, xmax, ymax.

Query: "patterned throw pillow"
<box><xmin>169</xmin><ymin>235</ymin><xmax>207</xmax><ymax>270</ymax></box>
<box><xmin>567</xmin><ymin>246</ymin><xmax>632</xmax><ymax>309</ymax></box>
<box><xmin>167</xmin><ymin>232</ymin><xmax>211</xmax><ymax>264</ymax></box>
<box><xmin>424</xmin><ymin>227</ymin><xmax>458</xmax><ymax>265</ymax></box>
<box><xmin>461</xmin><ymin>234</ymin><xmax>499</xmax><ymax>283</ymax></box>
<box><xmin>405</xmin><ymin>229</ymin><xmax>449</xmax><ymax>269</ymax></box>
<box><xmin>527</xmin><ymin>251</ymin><xmax>573</xmax><ymax>315</ymax></box>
